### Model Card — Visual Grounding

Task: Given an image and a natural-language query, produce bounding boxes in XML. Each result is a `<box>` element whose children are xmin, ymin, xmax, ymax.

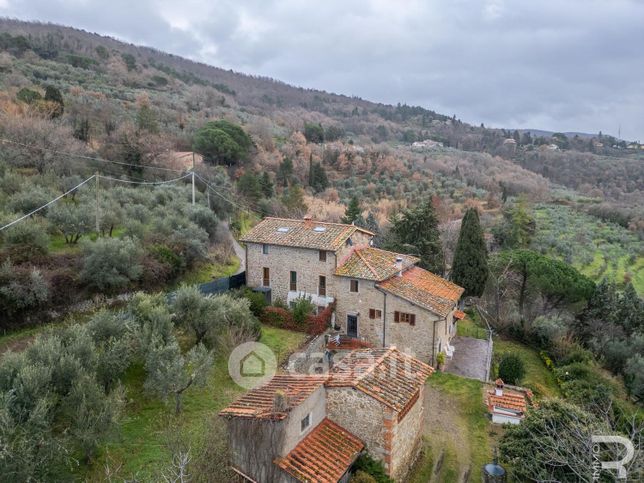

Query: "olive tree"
<box><xmin>80</xmin><ymin>237</ymin><xmax>144</xmax><ymax>292</ymax></box>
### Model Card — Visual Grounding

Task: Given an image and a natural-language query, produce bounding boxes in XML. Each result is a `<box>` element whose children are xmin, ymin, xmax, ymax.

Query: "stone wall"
<box><xmin>246</xmin><ymin>242</ymin><xmax>338</xmax><ymax>305</ymax></box>
<box><xmin>390</xmin><ymin>386</ymin><xmax>425</xmax><ymax>480</ymax></box>
<box><xmin>286</xmin><ymin>332</ymin><xmax>330</xmax><ymax>375</ymax></box>
<box><xmin>326</xmin><ymin>387</ymin><xmax>388</xmax><ymax>461</ymax></box>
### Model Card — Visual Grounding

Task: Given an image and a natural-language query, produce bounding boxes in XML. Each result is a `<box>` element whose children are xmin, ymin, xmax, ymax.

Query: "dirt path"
<box><xmin>222</xmin><ymin>221</ymin><xmax>245</xmax><ymax>274</ymax></box>
<box><xmin>423</xmin><ymin>384</ymin><xmax>472</xmax><ymax>482</ymax></box>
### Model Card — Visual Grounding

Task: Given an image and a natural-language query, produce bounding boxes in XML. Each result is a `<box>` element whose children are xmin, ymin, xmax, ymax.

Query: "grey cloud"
<box><xmin>2</xmin><ymin>0</ymin><xmax>644</xmax><ymax>139</ymax></box>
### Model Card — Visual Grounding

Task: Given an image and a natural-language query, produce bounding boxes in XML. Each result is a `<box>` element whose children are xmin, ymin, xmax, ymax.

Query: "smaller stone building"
<box><xmin>486</xmin><ymin>379</ymin><xmax>532</xmax><ymax>425</ymax></box>
<box><xmin>220</xmin><ymin>347</ymin><xmax>433</xmax><ymax>482</ymax></box>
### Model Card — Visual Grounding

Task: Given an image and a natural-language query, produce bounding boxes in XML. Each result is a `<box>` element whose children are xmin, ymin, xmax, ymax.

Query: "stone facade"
<box><xmin>246</xmin><ymin>242</ymin><xmax>337</xmax><ymax>307</ymax></box>
<box><xmin>334</xmin><ymin>276</ymin><xmax>457</xmax><ymax>365</ymax></box>
<box><xmin>326</xmin><ymin>385</ymin><xmax>425</xmax><ymax>480</ymax></box>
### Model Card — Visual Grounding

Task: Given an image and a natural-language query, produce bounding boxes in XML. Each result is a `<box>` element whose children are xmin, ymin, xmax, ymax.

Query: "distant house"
<box><xmin>220</xmin><ymin>347</ymin><xmax>433</xmax><ymax>482</ymax></box>
<box><xmin>241</xmin><ymin>217</ymin><xmax>465</xmax><ymax>365</ymax></box>
<box><xmin>411</xmin><ymin>139</ymin><xmax>443</xmax><ymax>150</ymax></box>
<box><xmin>502</xmin><ymin>138</ymin><xmax>517</xmax><ymax>145</ymax></box>
<box><xmin>486</xmin><ymin>379</ymin><xmax>532</xmax><ymax>425</ymax></box>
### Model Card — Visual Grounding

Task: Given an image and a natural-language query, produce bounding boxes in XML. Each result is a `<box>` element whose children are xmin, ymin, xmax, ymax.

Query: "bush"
<box><xmin>80</xmin><ymin>237</ymin><xmax>144</xmax><ymax>292</ymax></box>
<box><xmin>237</xmin><ymin>287</ymin><xmax>267</xmax><ymax>317</ymax></box>
<box><xmin>3</xmin><ymin>220</ymin><xmax>49</xmax><ymax>261</ymax></box>
<box><xmin>351</xmin><ymin>470</ymin><xmax>377</xmax><ymax>483</ymax></box>
<box><xmin>307</xmin><ymin>303</ymin><xmax>334</xmax><ymax>336</ymax></box>
<box><xmin>260</xmin><ymin>306</ymin><xmax>295</xmax><ymax>330</ymax></box>
<box><xmin>353</xmin><ymin>453</ymin><xmax>394</xmax><ymax>483</ymax></box>
<box><xmin>0</xmin><ymin>260</ymin><xmax>49</xmax><ymax>321</ymax></box>
<box><xmin>291</xmin><ymin>295</ymin><xmax>315</xmax><ymax>327</ymax></box>
<box><xmin>498</xmin><ymin>353</ymin><xmax>525</xmax><ymax>385</ymax></box>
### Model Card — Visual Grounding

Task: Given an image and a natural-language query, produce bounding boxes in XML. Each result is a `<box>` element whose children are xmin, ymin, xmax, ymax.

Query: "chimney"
<box><xmin>495</xmin><ymin>378</ymin><xmax>504</xmax><ymax>396</ymax></box>
<box><xmin>273</xmin><ymin>389</ymin><xmax>289</xmax><ymax>413</ymax></box>
<box><xmin>395</xmin><ymin>256</ymin><xmax>404</xmax><ymax>276</ymax></box>
<box><xmin>303</xmin><ymin>215</ymin><xmax>313</xmax><ymax>228</ymax></box>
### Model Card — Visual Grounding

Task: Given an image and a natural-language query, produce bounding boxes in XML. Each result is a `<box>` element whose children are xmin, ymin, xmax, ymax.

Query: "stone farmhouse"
<box><xmin>241</xmin><ymin>217</ymin><xmax>465</xmax><ymax>365</ymax></box>
<box><xmin>220</xmin><ymin>347</ymin><xmax>433</xmax><ymax>482</ymax></box>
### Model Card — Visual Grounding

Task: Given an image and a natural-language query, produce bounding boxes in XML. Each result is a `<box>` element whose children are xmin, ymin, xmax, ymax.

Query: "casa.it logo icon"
<box><xmin>591</xmin><ymin>435</ymin><xmax>635</xmax><ymax>480</ymax></box>
<box><xmin>228</xmin><ymin>342</ymin><xmax>277</xmax><ymax>390</ymax></box>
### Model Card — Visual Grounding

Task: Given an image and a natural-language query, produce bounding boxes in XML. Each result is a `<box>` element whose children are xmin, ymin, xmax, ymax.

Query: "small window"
<box><xmin>262</xmin><ymin>267</ymin><xmax>270</xmax><ymax>287</ymax></box>
<box><xmin>319</xmin><ymin>276</ymin><xmax>326</xmax><ymax>296</ymax></box>
<box><xmin>394</xmin><ymin>311</ymin><xmax>416</xmax><ymax>325</ymax></box>
<box><xmin>350</xmin><ymin>280</ymin><xmax>359</xmax><ymax>293</ymax></box>
<box><xmin>369</xmin><ymin>309</ymin><xmax>382</xmax><ymax>319</ymax></box>
<box><xmin>301</xmin><ymin>413</ymin><xmax>311</xmax><ymax>433</ymax></box>
<box><xmin>290</xmin><ymin>271</ymin><xmax>297</xmax><ymax>291</ymax></box>
<box><xmin>319</xmin><ymin>250</ymin><xmax>327</xmax><ymax>262</ymax></box>
<box><xmin>262</xmin><ymin>244</ymin><xmax>269</xmax><ymax>255</ymax></box>
<box><xmin>317</xmin><ymin>306</ymin><xmax>325</xmax><ymax>315</ymax></box>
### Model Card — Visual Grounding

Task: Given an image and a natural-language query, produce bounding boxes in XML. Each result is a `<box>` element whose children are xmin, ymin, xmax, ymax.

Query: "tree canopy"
<box><xmin>193</xmin><ymin>120</ymin><xmax>252</xmax><ymax>165</ymax></box>
<box><xmin>451</xmin><ymin>208</ymin><xmax>488</xmax><ymax>297</ymax></box>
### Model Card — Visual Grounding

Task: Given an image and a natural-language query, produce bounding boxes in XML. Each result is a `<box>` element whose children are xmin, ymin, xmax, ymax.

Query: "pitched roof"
<box><xmin>326</xmin><ymin>347</ymin><xmax>433</xmax><ymax>413</ymax></box>
<box><xmin>335</xmin><ymin>247</ymin><xmax>419</xmax><ymax>281</ymax></box>
<box><xmin>275</xmin><ymin>418</ymin><xmax>364</xmax><ymax>483</ymax></box>
<box><xmin>240</xmin><ymin>217</ymin><xmax>372</xmax><ymax>251</ymax></box>
<box><xmin>219</xmin><ymin>375</ymin><xmax>328</xmax><ymax>420</ymax></box>
<box><xmin>486</xmin><ymin>389</ymin><xmax>528</xmax><ymax>414</ymax></box>
<box><xmin>377</xmin><ymin>266</ymin><xmax>464</xmax><ymax>317</ymax></box>
<box><xmin>454</xmin><ymin>310</ymin><xmax>466</xmax><ymax>320</ymax></box>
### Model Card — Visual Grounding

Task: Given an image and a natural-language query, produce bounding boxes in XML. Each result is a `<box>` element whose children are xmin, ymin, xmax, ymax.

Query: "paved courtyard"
<box><xmin>443</xmin><ymin>336</ymin><xmax>491</xmax><ymax>381</ymax></box>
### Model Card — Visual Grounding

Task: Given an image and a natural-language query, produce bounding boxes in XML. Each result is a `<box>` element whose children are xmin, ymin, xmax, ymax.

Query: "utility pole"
<box><xmin>191</xmin><ymin>152</ymin><xmax>196</xmax><ymax>206</ymax></box>
<box><xmin>207</xmin><ymin>188</ymin><xmax>211</xmax><ymax>210</ymax></box>
<box><xmin>95</xmin><ymin>171</ymin><xmax>100</xmax><ymax>235</ymax></box>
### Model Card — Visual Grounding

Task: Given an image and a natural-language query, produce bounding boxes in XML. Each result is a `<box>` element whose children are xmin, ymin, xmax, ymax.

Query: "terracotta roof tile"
<box><xmin>335</xmin><ymin>247</ymin><xmax>419</xmax><ymax>281</ymax></box>
<box><xmin>275</xmin><ymin>418</ymin><xmax>364</xmax><ymax>482</ymax></box>
<box><xmin>454</xmin><ymin>310</ymin><xmax>466</xmax><ymax>320</ymax></box>
<box><xmin>219</xmin><ymin>375</ymin><xmax>328</xmax><ymax>420</ymax></box>
<box><xmin>377</xmin><ymin>266</ymin><xmax>464</xmax><ymax>317</ymax></box>
<box><xmin>326</xmin><ymin>347</ymin><xmax>433</xmax><ymax>413</ymax></box>
<box><xmin>487</xmin><ymin>389</ymin><xmax>528</xmax><ymax>413</ymax></box>
<box><xmin>240</xmin><ymin>217</ymin><xmax>372</xmax><ymax>251</ymax></box>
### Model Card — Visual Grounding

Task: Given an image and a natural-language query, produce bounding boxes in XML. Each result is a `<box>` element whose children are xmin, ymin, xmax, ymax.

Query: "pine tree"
<box><xmin>44</xmin><ymin>85</ymin><xmax>64</xmax><ymax>118</ymax></box>
<box><xmin>451</xmin><ymin>208</ymin><xmax>488</xmax><ymax>297</ymax></box>
<box><xmin>341</xmin><ymin>196</ymin><xmax>361</xmax><ymax>224</ymax></box>
<box><xmin>386</xmin><ymin>199</ymin><xmax>444</xmax><ymax>275</ymax></box>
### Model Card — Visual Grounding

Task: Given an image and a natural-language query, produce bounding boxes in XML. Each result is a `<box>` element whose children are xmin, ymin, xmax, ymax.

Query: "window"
<box><xmin>394</xmin><ymin>311</ymin><xmax>416</xmax><ymax>325</ymax></box>
<box><xmin>317</xmin><ymin>306</ymin><xmax>325</xmax><ymax>315</ymax></box>
<box><xmin>300</xmin><ymin>413</ymin><xmax>311</xmax><ymax>433</ymax></box>
<box><xmin>262</xmin><ymin>267</ymin><xmax>270</xmax><ymax>287</ymax></box>
<box><xmin>350</xmin><ymin>279</ymin><xmax>359</xmax><ymax>293</ymax></box>
<box><xmin>262</xmin><ymin>244</ymin><xmax>269</xmax><ymax>255</ymax></box>
<box><xmin>290</xmin><ymin>271</ymin><xmax>297</xmax><ymax>291</ymax></box>
<box><xmin>319</xmin><ymin>250</ymin><xmax>327</xmax><ymax>262</ymax></box>
<box><xmin>368</xmin><ymin>309</ymin><xmax>382</xmax><ymax>319</ymax></box>
<box><xmin>319</xmin><ymin>276</ymin><xmax>326</xmax><ymax>296</ymax></box>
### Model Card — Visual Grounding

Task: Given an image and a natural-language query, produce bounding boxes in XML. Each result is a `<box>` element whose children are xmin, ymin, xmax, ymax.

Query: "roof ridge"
<box><xmin>355</xmin><ymin>248</ymin><xmax>379</xmax><ymax>278</ymax></box>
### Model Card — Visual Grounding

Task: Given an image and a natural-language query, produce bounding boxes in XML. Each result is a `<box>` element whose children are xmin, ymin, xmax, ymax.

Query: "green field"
<box><xmin>532</xmin><ymin>204</ymin><xmax>643</xmax><ymax>294</ymax></box>
<box><xmin>409</xmin><ymin>373</ymin><xmax>492</xmax><ymax>483</ymax></box>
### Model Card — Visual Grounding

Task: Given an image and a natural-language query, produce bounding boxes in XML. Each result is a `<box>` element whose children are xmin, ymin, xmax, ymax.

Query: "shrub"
<box><xmin>498</xmin><ymin>353</ymin><xmax>525</xmax><ymax>385</ymax></box>
<box><xmin>307</xmin><ymin>303</ymin><xmax>334</xmax><ymax>336</ymax></box>
<box><xmin>80</xmin><ymin>237</ymin><xmax>144</xmax><ymax>292</ymax></box>
<box><xmin>261</xmin><ymin>306</ymin><xmax>295</xmax><ymax>330</ymax></box>
<box><xmin>292</xmin><ymin>295</ymin><xmax>315</xmax><ymax>327</ymax></box>
<box><xmin>237</xmin><ymin>287</ymin><xmax>267</xmax><ymax>317</ymax></box>
<box><xmin>0</xmin><ymin>260</ymin><xmax>49</xmax><ymax>321</ymax></box>
<box><xmin>351</xmin><ymin>470</ymin><xmax>377</xmax><ymax>483</ymax></box>
<box><xmin>436</xmin><ymin>351</ymin><xmax>446</xmax><ymax>367</ymax></box>
<box><xmin>3</xmin><ymin>220</ymin><xmax>49</xmax><ymax>261</ymax></box>
<box><xmin>353</xmin><ymin>453</ymin><xmax>393</xmax><ymax>483</ymax></box>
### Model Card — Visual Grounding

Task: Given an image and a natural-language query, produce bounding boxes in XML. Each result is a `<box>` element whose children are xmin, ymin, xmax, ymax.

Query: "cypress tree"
<box><xmin>451</xmin><ymin>208</ymin><xmax>488</xmax><ymax>297</ymax></box>
<box><xmin>386</xmin><ymin>199</ymin><xmax>444</xmax><ymax>275</ymax></box>
<box><xmin>342</xmin><ymin>196</ymin><xmax>361</xmax><ymax>224</ymax></box>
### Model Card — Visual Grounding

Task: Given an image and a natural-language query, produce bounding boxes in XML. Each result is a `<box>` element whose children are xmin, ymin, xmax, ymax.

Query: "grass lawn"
<box><xmin>49</xmin><ymin>228</ymin><xmax>127</xmax><ymax>253</ymax></box>
<box><xmin>493</xmin><ymin>338</ymin><xmax>560</xmax><ymax>398</ymax></box>
<box><xmin>84</xmin><ymin>325</ymin><xmax>307</xmax><ymax>481</ymax></box>
<box><xmin>456</xmin><ymin>315</ymin><xmax>487</xmax><ymax>340</ymax></box>
<box><xmin>174</xmin><ymin>257</ymin><xmax>240</xmax><ymax>287</ymax></box>
<box><xmin>409</xmin><ymin>372</ymin><xmax>492</xmax><ymax>483</ymax></box>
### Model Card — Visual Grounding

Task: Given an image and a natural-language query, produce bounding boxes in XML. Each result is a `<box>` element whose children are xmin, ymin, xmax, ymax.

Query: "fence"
<box><xmin>197</xmin><ymin>271</ymin><xmax>246</xmax><ymax>295</ymax></box>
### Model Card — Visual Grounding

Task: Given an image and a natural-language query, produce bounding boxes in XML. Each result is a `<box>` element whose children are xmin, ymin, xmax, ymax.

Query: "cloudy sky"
<box><xmin>2</xmin><ymin>0</ymin><xmax>644</xmax><ymax>140</ymax></box>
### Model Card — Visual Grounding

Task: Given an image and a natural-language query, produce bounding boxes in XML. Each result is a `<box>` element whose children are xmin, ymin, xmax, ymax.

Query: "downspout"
<box><xmin>375</xmin><ymin>286</ymin><xmax>388</xmax><ymax>348</ymax></box>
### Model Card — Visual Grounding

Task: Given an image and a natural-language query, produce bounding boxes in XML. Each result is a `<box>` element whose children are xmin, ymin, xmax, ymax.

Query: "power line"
<box><xmin>98</xmin><ymin>173</ymin><xmax>192</xmax><ymax>186</ymax></box>
<box><xmin>193</xmin><ymin>172</ymin><xmax>259</xmax><ymax>215</ymax></box>
<box><xmin>0</xmin><ymin>175</ymin><xmax>96</xmax><ymax>232</ymax></box>
<box><xmin>0</xmin><ymin>138</ymin><xmax>185</xmax><ymax>174</ymax></box>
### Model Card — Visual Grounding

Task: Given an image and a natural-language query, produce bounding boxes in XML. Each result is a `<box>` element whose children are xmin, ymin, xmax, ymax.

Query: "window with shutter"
<box><xmin>369</xmin><ymin>309</ymin><xmax>375</xmax><ymax>319</ymax></box>
<box><xmin>394</xmin><ymin>311</ymin><xmax>400</xmax><ymax>322</ymax></box>
<box><xmin>410</xmin><ymin>314</ymin><xmax>416</xmax><ymax>326</ymax></box>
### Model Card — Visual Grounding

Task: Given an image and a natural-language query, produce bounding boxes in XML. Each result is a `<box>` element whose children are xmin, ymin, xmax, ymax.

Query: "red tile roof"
<box><xmin>326</xmin><ymin>347</ymin><xmax>433</xmax><ymax>413</ymax></box>
<box><xmin>275</xmin><ymin>418</ymin><xmax>364</xmax><ymax>482</ymax></box>
<box><xmin>487</xmin><ymin>389</ymin><xmax>528</xmax><ymax>413</ymax></box>
<box><xmin>240</xmin><ymin>217</ymin><xmax>373</xmax><ymax>251</ymax></box>
<box><xmin>335</xmin><ymin>247</ymin><xmax>419</xmax><ymax>281</ymax></box>
<box><xmin>219</xmin><ymin>375</ymin><xmax>328</xmax><ymax>420</ymax></box>
<box><xmin>377</xmin><ymin>266</ymin><xmax>464</xmax><ymax>317</ymax></box>
<box><xmin>454</xmin><ymin>310</ymin><xmax>466</xmax><ymax>320</ymax></box>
